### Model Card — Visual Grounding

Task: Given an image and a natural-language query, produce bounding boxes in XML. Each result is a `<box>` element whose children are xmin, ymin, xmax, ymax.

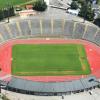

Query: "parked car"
<box><xmin>66</xmin><ymin>9</ymin><xmax>80</xmax><ymax>16</ymax></box>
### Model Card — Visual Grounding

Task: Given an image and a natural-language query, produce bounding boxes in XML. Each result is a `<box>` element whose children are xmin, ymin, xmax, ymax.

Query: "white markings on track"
<box><xmin>11</xmin><ymin>58</ymin><xmax>13</xmax><ymax>61</ymax></box>
<box><xmin>46</xmin><ymin>38</ymin><xmax>50</xmax><ymax>40</ymax></box>
<box><xmin>89</xmin><ymin>49</ymin><xmax>92</xmax><ymax>51</ymax></box>
<box><xmin>91</xmin><ymin>68</ymin><xmax>94</xmax><ymax>71</ymax></box>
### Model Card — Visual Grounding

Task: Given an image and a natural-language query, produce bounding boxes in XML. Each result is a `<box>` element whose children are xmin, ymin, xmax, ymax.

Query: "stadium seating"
<box><xmin>6</xmin><ymin>76</ymin><xmax>99</xmax><ymax>96</ymax></box>
<box><xmin>82</xmin><ymin>25</ymin><xmax>98</xmax><ymax>41</ymax></box>
<box><xmin>31</xmin><ymin>19</ymin><xmax>41</xmax><ymax>35</ymax></box>
<box><xmin>0</xmin><ymin>35</ymin><xmax>4</xmax><ymax>43</ymax></box>
<box><xmin>64</xmin><ymin>20</ymin><xmax>74</xmax><ymax>38</ymax></box>
<box><xmin>19</xmin><ymin>21</ymin><xmax>30</xmax><ymax>36</ymax></box>
<box><xmin>53</xmin><ymin>20</ymin><xmax>63</xmax><ymax>34</ymax></box>
<box><xmin>94</xmin><ymin>30</ymin><xmax>100</xmax><ymax>45</ymax></box>
<box><xmin>73</xmin><ymin>23</ymin><xmax>85</xmax><ymax>39</ymax></box>
<box><xmin>42</xmin><ymin>19</ymin><xmax>52</xmax><ymax>35</ymax></box>
<box><xmin>8</xmin><ymin>22</ymin><xmax>21</xmax><ymax>38</ymax></box>
<box><xmin>0</xmin><ymin>24</ymin><xmax>11</xmax><ymax>40</ymax></box>
<box><xmin>0</xmin><ymin>18</ymin><xmax>99</xmax><ymax>44</ymax></box>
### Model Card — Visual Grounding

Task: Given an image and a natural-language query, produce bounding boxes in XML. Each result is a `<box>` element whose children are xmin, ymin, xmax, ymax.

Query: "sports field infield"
<box><xmin>11</xmin><ymin>44</ymin><xmax>91</xmax><ymax>76</ymax></box>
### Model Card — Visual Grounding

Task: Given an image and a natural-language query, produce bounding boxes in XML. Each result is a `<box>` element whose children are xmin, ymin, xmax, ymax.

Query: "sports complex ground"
<box><xmin>0</xmin><ymin>39</ymin><xmax>100</xmax><ymax>82</ymax></box>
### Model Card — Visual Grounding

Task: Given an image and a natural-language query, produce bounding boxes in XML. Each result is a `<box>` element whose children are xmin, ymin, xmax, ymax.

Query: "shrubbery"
<box><xmin>0</xmin><ymin>94</ymin><xmax>10</xmax><ymax>100</ymax></box>
<box><xmin>70</xmin><ymin>1</ymin><xmax>79</xmax><ymax>10</ymax></box>
<box><xmin>78</xmin><ymin>1</ymin><xmax>95</xmax><ymax>21</ymax></box>
<box><xmin>0</xmin><ymin>6</ymin><xmax>15</xmax><ymax>21</ymax></box>
<box><xmin>33</xmin><ymin>0</ymin><xmax>47</xmax><ymax>11</ymax></box>
<box><xmin>70</xmin><ymin>0</ymin><xmax>95</xmax><ymax>21</ymax></box>
<box><xmin>94</xmin><ymin>18</ymin><xmax>100</xmax><ymax>27</ymax></box>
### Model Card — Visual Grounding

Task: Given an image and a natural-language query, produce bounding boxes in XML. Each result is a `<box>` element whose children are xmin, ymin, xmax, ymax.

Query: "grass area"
<box><xmin>0</xmin><ymin>0</ymin><xmax>35</xmax><ymax>8</ymax></box>
<box><xmin>12</xmin><ymin>44</ymin><xmax>91</xmax><ymax>76</ymax></box>
<box><xmin>99</xmin><ymin>1</ymin><xmax>100</xmax><ymax>5</ymax></box>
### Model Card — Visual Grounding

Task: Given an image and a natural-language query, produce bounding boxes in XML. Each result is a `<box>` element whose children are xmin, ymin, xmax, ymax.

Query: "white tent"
<box><xmin>44</xmin><ymin>0</ymin><xmax>49</xmax><ymax>5</ymax></box>
<box><xmin>67</xmin><ymin>9</ymin><xmax>80</xmax><ymax>16</ymax></box>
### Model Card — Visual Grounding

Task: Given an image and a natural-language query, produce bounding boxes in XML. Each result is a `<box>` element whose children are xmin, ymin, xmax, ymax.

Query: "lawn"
<box><xmin>0</xmin><ymin>0</ymin><xmax>35</xmax><ymax>8</ymax></box>
<box><xmin>12</xmin><ymin>44</ymin><xmax>91</xmax><ymax>76</ymax></box>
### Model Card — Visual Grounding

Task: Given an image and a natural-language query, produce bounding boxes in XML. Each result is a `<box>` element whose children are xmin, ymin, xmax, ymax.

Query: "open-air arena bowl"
<box><xmin>0</xmin><ymin>19</ymin><xmax>100</xmax><ymax>96</ymax></box>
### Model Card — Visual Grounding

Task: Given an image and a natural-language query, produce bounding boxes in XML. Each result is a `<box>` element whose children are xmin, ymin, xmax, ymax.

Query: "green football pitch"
<box><xmin>12</xmin><ymin>44</ymin><xmax>91</xmax><ymax>76</ymax></box>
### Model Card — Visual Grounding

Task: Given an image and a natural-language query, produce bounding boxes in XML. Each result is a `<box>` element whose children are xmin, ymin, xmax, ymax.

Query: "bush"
<box><xmin>78</xmin><ymin>2</ymin><xmax>95</xmax><ymax>21</ymax></box>
<box><xmin>77</xmin><ymin>0</ymin><xmax>84</xmax><ymax>4</ymax></box>
<box><xmin>70</xmin><ymin>1</ymin><xmax>79</xmax><ymax>9</ymax></box>
<box><xmin>33</xmin><ymin>0</ymin><xmax>47</xmax><ymax>12</ymax></box>
<box><xmin>1</xmin><ymin>94</ymin><xmax>10</xmax><ymax>100</ymax></box>
<box><xmin>72</xmin><ymin>0</ymin><xmax>84</xmax><ymax>5</ymax></box>
<box><xmin>94</xmin><ymin>18</ymin><xmax>100</xmax><ymax>27</ymax></box>
<box><xmin>0</xmin><ymin>6</ymin><xmax>15</xmax><ymax>20</ymax></box>
<box><xmin>0</xmin><ymin>9</ymin><xmax>4</xmax><ymax>21</ymax></box>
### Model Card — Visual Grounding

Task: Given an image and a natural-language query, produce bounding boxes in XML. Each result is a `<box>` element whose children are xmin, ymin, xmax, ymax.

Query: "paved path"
<box><xmin>1</xmin><ymin>88</ymin><xmax>100</xmax><ymax>100</ymax></box>
<box><xmin>0</xmin><ymin>6</ymin><xmax>96</xmax><ymax>27</ymax></box>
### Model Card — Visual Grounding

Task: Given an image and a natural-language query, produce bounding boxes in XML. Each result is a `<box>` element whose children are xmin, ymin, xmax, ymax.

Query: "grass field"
<box><xmin>0</xmin><ymin>0</ymin><xmax>35</xmax><ymax>8</ymax></box>
<box><xmin>12</xmin><ymin>44</ymin><xmax>91</xmax><ymax>76</ymax></box>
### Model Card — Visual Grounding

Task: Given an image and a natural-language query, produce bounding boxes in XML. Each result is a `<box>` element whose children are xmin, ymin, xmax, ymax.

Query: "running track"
<box><xmin>0</xmin><ymin>39</ymin><xmax>100</xmax><ymax>82</ymax></box>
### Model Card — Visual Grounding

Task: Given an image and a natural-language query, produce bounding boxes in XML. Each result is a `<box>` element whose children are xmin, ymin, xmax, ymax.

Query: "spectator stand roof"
<box><xmin>7</xmin><ymin>76</ymin><xmax>99</xmax><ymax>93</ymax></box>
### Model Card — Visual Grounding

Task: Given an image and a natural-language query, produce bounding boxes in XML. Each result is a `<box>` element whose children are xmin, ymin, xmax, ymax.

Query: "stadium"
<box><xmin>0</xmin><ymin>18</ymin><xmax>99</xmax><ymax>98</ymax></box>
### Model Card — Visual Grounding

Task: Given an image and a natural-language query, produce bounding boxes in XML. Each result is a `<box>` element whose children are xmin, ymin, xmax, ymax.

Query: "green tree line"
<box><xmin>0</xmin><ymin>6</ymin><xmax>15</xmax><ymax>21</ymax></box>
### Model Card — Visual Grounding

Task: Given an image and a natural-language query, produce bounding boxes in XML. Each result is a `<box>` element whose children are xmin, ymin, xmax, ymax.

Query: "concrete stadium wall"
<box><xmin>0</xmin><ymin>19</ymin><xmax>99</xmax><ymax>46</ymax></box>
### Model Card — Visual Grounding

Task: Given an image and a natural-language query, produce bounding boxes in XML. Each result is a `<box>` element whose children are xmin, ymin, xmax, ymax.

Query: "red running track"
<box><xmin>0</xmin><ymin>39</ymin><xmax>100</xmax><ymax>82</ymax></box>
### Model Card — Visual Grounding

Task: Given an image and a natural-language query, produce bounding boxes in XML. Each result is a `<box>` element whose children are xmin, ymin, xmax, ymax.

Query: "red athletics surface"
<box><xmin>0</xmin><ymin>39</ymin><xmax>100</xmax><ymax>82</ymax></box>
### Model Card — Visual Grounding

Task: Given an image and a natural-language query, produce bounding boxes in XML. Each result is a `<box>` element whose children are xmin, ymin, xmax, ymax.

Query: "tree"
<box><xmin>9</xmin><ymin>6</ymin><xmax>15</xmax><ymax>16</ymax></box>
<box><xmin>0</xmin><ymin>6</ymin><xmax>15</xmax><ymax>22</ymax></box>
<box><xmin>0</xmin><ymin>9</ymin><xmax>3</xmax><ymax>21</ymax></box>
<box><xmin>70</xmin><ymin>1</ymin><xmax>79</xmax><ymax>9</ymax></box>
<box><xmin>78</xmin><ymin>1</ymin><xmax>95</xmax><ymax>21</ymax></box>
<box><xmin>86</xmin><ymin>4</ymin><xmax>95</xmax><ymax>21</ymax></box>
<box><xmin>94</xmin><ymin>18</ymin><xmax>100</xmax><ymax>27</ymax></box>
<box><xmin>3</xmin><ymin>8</ymin><xmax>8</xmax><ymax>18</ymax></box>
<box><xmin>33</xmin><ymin>0</ymin><xmax>47</xmax><ymax>12</ymax></box>
<box><xmin>96</xmin><ymin>0</ymin><xmax>99</xmax><ymax>4</ymax></box>
<box><xmin>77</xmin><ymin>0</ymin><xmax>85</xmax><ymax>4</ymax></box>
<box><xmin>1</xmin><ymin>94</ymin><xmax>10</xmax><ymax>100</ymax></box>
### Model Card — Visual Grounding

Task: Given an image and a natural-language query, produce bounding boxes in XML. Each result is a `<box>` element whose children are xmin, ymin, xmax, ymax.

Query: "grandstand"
<box><xmin>0</xmin><ymin>18</ymin><xmax>99</xmax><ymax>97</ymax></box>
<box><xmin>0</xmin><ymin>19</ymin><xmax>99</xmax><ymax>45</ymax></box>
